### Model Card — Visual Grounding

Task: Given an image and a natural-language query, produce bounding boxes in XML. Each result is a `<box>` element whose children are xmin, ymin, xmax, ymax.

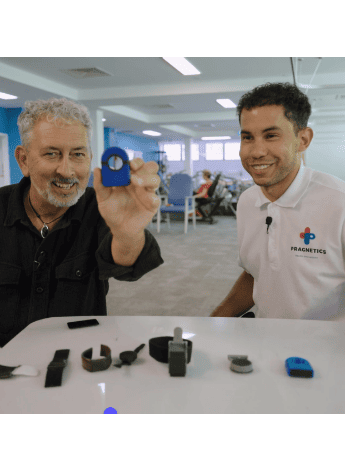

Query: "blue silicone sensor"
<box><xmin>285</xmin><ymin>357</ymin><xmax>314</xmax><ymax>378</ymax></box>
<box><xmin>101</xmin><ymin>147</ymin><xmax>130</xmax><ymax>187</ymax></box>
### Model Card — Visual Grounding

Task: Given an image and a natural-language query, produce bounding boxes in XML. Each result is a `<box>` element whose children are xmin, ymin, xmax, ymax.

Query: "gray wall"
<box><xmin>307</xmin><ymin>140</ymin><xmax>345</xmax><ymax>181</ymax></box>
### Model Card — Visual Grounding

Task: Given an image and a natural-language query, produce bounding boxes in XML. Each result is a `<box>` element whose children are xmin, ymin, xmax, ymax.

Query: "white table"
<box><xmin>0</xmin><ymin>316</ymin><xmax>344</xmax><ymax>413</ymax></box>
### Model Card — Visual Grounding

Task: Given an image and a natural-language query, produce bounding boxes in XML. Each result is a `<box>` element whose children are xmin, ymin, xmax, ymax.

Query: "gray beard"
<box><xmin>39</xmin><ymin>182</ymin><xmax>86</xmax><ymax>208</ymax></box>
<box><xmin>28</xmin><ymin>179</ymin><xmax>87</xmax><ymax>208</ymax></box>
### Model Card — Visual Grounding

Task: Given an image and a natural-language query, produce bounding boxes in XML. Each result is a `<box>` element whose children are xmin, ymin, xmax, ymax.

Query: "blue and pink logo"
<box><xmin>300</xmin><ymin>227</ymin><xmax>315</xmax><ymax>245</ymax></box>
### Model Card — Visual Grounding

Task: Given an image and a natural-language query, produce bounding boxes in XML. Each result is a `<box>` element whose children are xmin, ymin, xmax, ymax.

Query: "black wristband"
<box><xmin>45</xmin><ymin>349</ymin><xmax>70</xmax><ymax>387</ymax></box>
<box><xmin>149</xmin><ymin>336</ymin><xmax>193</xmax><ymax>363</ymax></box>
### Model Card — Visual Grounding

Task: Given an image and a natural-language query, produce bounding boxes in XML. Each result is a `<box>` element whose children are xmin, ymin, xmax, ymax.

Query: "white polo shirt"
<box><xmin>237</xmin><ymin>163</ymin><xmax>345</xmax><ymax>320</ymax></box>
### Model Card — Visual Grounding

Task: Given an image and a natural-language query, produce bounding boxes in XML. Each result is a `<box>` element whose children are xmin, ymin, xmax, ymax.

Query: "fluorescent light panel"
<box><xmin>299</xmin><ymin>84</ymin><xmax>318</xmax><ymax>89</ymax></box>
<box><xmin>162</xmin><ymin>57</ymin><xmax>201</xmax><ymax>76</ymax></box>
<box><xmin>216</xmin><ymin>99</ymin><xmax>237</xmax><ymax>108</ymax></box>
<box><xmin>0</xmin><ymin>92</ymin><xmax>18</xmax><ymax>100</ymax></box>
<box><xmin>201</xmin><ymin>136</ymin><xmax>231</xmax><ymax>140</ymax></box>
<box><xmin>143</xmin><ymin>130</ymin><xmax>161</xmax><ymax>136</ymax></box>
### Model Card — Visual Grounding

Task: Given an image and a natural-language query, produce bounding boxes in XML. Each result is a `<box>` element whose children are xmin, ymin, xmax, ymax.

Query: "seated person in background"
<box><xmin>193</xmin><ymin>170</ymin><xmax>213</xmax><ymax>216</ymax></box>
<box><xmin>0</xmin><ymin>97</ymin><xmax>164</xmax><ymax>347</ymax></box>
<box><xmin>211</xmin><ymin>82</ymin><xmax>345</xmax><ymax>321</ymax></box>
<box><xmin>194</xmin><ymin>170</ymin><xmax>213</xmax><ymax>199</ymax></box>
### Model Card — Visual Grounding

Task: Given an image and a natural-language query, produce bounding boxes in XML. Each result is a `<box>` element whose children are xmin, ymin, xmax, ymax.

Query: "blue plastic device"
<box><xmin>285</xmin><ymin>357</ymin><xmax>314</xmax><ymax>378</ymax></box>
<box><xmin>101</xmin><ymin>147</ymin><xmax>130</xmax><ymax>187</ymax></box>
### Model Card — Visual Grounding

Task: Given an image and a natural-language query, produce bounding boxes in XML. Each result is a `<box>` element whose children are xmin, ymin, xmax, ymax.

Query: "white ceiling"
<box><xmin>1</xmin><ymin>57</ymin><xmax>345</xmax><ymax>143</ymax></box>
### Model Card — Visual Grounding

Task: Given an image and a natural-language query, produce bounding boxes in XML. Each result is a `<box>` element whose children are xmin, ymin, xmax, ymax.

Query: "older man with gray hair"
<box><xmin>0</xmin><ymin>97</ymin><xmax>163</xmax><ymax>347</ymax></box>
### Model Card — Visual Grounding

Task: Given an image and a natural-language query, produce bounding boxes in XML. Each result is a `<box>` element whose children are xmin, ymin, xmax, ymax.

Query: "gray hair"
<box><xmin>17</xmin><ymin>97</ymin><xmax>93</xmax><ymax>149</ymax></box>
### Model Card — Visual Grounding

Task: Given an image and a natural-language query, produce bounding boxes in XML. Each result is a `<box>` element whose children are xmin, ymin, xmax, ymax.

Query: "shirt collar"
<box><xmin>4</xmin><ymin>176</ymin><xmax>87</xmax><ymax>228</ymax></box>
<box><xmin>254</xmin><ymin>162</ymin><xmax>312</xmax><ymax>208</ymax></box>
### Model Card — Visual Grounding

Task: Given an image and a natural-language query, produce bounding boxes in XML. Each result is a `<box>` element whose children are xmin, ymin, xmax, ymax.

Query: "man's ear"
<box><xmin>15</xmin><ymin>146</ymin><xmax>30</xmax><ymax>177</ymax></box>
<box><xmin>298</xmin><ymin>127</ymin><xmax>314</xmax><ymax>152</ymax></box>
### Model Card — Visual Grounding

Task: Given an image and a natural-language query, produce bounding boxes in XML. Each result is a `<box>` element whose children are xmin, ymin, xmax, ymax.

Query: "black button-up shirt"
<box><xmin>0</xmin><ymin>176</ymin><xmax>164</xmax><ymax>347</ymax></box>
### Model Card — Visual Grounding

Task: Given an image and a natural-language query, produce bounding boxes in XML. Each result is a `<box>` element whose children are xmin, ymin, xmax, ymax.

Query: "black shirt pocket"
<box><xmin>0</xmin><ymin>263</ymin><xmax>22</xmax><ymax>333</ymax></box>
<box><xmin>54</xmin><ymin>253</ymin><xmax>97</xmax><ymax>316</ymax></box>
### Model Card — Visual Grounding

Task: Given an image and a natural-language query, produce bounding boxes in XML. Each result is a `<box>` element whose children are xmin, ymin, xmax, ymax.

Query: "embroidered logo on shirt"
<box><xmin>300</xmin><ymin>227</ymin><xmax>316</xmax><ymax>245</ymax></box>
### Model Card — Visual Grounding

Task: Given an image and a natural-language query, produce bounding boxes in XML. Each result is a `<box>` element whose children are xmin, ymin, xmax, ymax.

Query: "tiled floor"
<box><xmin>107</xmin><ymin>215</ymin><xmax>254</xmax><ymax>317</ymax></box>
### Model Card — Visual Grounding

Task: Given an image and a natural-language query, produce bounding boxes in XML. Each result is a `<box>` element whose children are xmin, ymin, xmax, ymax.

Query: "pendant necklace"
<box><xmin>28</xmin><ymin>195</ymin><xmax>65</xmax><ymax>238</ymax></box>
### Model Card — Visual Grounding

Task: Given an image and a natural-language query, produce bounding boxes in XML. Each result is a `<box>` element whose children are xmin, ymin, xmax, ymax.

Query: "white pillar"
<box><xmin>88</xmin><ymin>108</ymin><xmax>104</xmax><ymax>170</ymax></box>
<box><xmin>184</xmin><ymin>138</ymin><xmax>193</xmax><ymax>176</ymax></box>
<box><xmin>0</xmin><ymin>133</ymin><xmax>10</xmax><ymax>187</ymax></box>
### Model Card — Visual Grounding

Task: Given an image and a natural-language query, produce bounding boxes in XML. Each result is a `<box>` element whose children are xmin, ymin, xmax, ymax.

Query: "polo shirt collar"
<box><xmin>4</xmin><ymin>176</ymin><xmax>86</xmax><ymax>228</ymax></box>
<box><xmin>254</xmin><ymin>162</ymin><xmax>312</xmax><ymax>208</ymax></box>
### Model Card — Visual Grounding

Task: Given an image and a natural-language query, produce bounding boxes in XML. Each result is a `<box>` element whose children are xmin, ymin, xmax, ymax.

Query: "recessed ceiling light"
<box><xmin>299</xmin><ymin>84</ymin><xmax>319</xmax><ymax>89</ymax></box>
<box><xmin>216</xmin><ymin>99</ymin><xmax>237</xmax><ymax>108</ymax></box>
<box><xmin>0</xmin><ymin>92</ymin><xmax>18</xmax><ymax>100</ymax></box>
<box><xmin>201</xmin><ymin>136</ymin><xmax>231</xmax><ymax>140</ymax></box>
<box><xmin>162</xmin><ymin>57</ymin><xmax>201</xmax><ymax>76</ymax></box>
<box><xmin>102</xmin><ymin>118</ymin><xmax>106</xmax><ymax>122</ymax></box>
<box><xmin>143</xmin><ymin>130</ymin><xmax>162</xmax><ymax>136</ymax></box>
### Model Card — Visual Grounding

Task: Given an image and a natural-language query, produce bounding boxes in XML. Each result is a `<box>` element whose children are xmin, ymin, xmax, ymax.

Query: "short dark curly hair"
<box><xmin>237</xmin><ymin>82</ymin><xmax>312</xmax><ymax>135</ymax></box>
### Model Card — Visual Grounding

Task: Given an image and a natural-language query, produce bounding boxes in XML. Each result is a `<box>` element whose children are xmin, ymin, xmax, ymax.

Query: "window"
<box><xmin>162</xmin><ymin>142</ymin><xmax>199</xmax><ymax>161</ymax></box>
<box><xmin>123</xmin><ymin>149</ymin><xmax>142</xmax><ymax>160</ymax></box>
<box><xmin>181</xmin><ymin>143</ymin><xmax>199</xmax><ymax>161</ymax></box>
<box><xmin>124</xmin><ymin>149</ymin><xmax>135</xmax><ymax>160</ymax></box>
<box><xmin>163</xmin><ymin>144</ymin><xmax>181</xmax><ymax>161</ymax></box>
<box><xmin>224</xmin><ymin>142</ymin><xmax>241</xmax><ymax>160</ymax></box>
<box><xmin>134</xmin><ymin>150</ymin><xmax>143</xmax><ymax>160</ymax></box>
<box><xmin>205</xmin><ymin>143</ymin><xmax>223</xmax><ymax>160</ymax></box>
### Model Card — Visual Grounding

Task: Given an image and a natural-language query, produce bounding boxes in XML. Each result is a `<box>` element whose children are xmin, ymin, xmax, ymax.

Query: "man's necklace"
<box><xmin>28</xmin><ymin>195</ymin><xmax>65</xmax><ymax>238</ymax></box>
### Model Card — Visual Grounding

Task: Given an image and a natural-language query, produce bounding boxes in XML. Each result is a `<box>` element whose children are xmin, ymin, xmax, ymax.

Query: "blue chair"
<box><xmin>157</xmin><ymin>174</ymin><xmax>197</xmax><ymax>234</ymax></box>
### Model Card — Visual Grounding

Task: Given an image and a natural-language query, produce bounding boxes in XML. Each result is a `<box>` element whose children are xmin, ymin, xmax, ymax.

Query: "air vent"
<box><xmin>146</xmin><ymin>104</ymin><xmax>174</xmax><ymax>109</ymax></box>
<box><xmin>120</xmin><ymin>130</ymin><xmax>134</xmax><ymax>134</ymax></box>
<box><xmin>196</xmin><ymin>124</ymin><xmax>216</xmax><ymax>129</ymax></box>
<box><xmin>61</xmin><ymin>67</ymin><xmax>112</xmax><ymax>79</ymax></box>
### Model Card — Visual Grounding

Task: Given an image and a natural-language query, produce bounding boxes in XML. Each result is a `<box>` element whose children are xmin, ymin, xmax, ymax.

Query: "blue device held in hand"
<box><xmin>285</xmin><ymin>357</ymin><xmax>314</xmax><ymax>378</ymax></box>
<box><xmin>101</xmin><ymin>147</ymin><xmax>130</xmax><ymax>187</ymax></box>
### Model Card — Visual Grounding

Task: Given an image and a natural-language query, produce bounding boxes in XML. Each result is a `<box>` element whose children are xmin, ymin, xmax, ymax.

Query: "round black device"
<box><xmin>119</xmin><ymin>351</ymin><xmax>138</xmax><ymax>364</ymax></box>
<box><xmin>230</xmin><ymin>358</ymin><xmax>253</xmax><ymax>373</ymax></box>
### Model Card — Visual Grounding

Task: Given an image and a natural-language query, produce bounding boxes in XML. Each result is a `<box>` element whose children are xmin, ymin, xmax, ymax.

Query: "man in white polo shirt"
<box><xmin>211</xmin><ymin>82</ymin><xmax>345</xmax><ymax>320</ymax></box>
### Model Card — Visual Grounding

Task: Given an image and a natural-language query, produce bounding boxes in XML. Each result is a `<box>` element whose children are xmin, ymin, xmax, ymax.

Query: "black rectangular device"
<box><xmin>67</xmin><ymin>319</ymin><xmax>100</xmax><ymax>329</ymax></box>
<box><xmin>285</xmin><ymin>357</ymin><xmax>314</xmax><ymax>378</ymax></box>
